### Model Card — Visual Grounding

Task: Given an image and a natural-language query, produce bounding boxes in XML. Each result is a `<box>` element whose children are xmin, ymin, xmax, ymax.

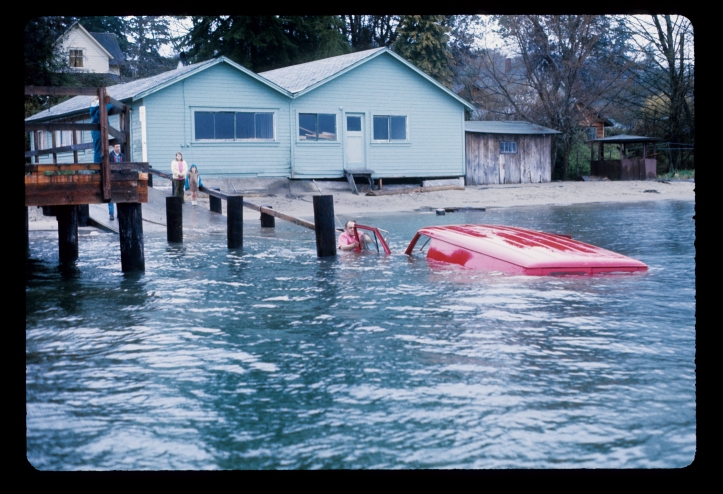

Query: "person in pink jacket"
<box><xmin>170</xmin><ymin>152</ymin><xmax>188</xmax><ymax>201</ymax></box>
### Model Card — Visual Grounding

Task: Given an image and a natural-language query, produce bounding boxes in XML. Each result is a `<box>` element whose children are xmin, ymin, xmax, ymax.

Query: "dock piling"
<box><xmin>313</xmin><ymin>195</ymin><xmax>336</xmax><ymax>257</ymax></box>
<box><xmin>166</xmin><ymin>196</ymin><xmax>183</xmax><ymax>243</ymax></box>
<box><xmin>209</xmin><ymin>187</ymin><xmax>222</xmax><ymax>214</ymax></box>
<box><xmin>118</xmin><ymin>203</ymin><xmax>145</xmax><ymax>272</ymax></box>
<box><xmin>260</xmin><ymin>205</ymin><xmax>275</xmax><ymax>228</ymax></box>
<box><xmin>56</xmin><ymin>205</ymin><xmax>79</xmax><ymax>262</ymax></box>
<box><xmin>227</xmin><ymin>196</ymin><xmax>243</xmax><ymax>248</ymax></box>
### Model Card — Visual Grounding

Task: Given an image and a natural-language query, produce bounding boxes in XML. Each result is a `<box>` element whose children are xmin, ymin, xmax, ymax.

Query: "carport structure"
<box><xmin>590</xmin><ymin>134</ymin><xmax>662</xmax><ymax>180</ymax></box>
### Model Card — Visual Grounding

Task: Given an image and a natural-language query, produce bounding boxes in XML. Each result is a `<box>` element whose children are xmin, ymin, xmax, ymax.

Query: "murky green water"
<box><xmin>26</xmin><ymin>200</ymin><xmax>695</xmax><ymax>469</ymax></box>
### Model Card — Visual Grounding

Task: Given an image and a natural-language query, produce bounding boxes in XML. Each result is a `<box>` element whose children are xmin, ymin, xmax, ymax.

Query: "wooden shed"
<box><xmin>465</xmin><ymin>121</ymin><xmax>561</xmax><ymax>185</ymax></box>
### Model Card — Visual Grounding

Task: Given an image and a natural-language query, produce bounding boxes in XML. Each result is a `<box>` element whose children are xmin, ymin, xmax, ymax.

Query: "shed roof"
<box><xmin>465</xmin><ymin>121</ymin><xmax>561</xmax><ymax>135</ymax></box>
<box><xmin>590</xmin><ymin>134</ymin><xmax>663</xmax><ymax>143</ymax></box>
<box><xmin>90</xmin><ymin>32</ymin><xmax>125</xmax><ymax>67</ymax></box>
<box><xmin>26</xmin><ymin>57</ymin><xmax>290</xmax><ymax>122</ymax></box>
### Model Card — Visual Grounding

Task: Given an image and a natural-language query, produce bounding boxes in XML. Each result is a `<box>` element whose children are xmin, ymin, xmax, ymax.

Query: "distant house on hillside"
<box><xmin>575</xmin><ymin>102</ymin><xmax>613</xmax><ymax>140</ymax></box>
<box><xmin>465</xmin><ymin>121</ymin><xmax>561</xmax><ymax>185</ymax></box>
<box><xmin>54</xmin><ymin>22</ymin><xmax>125</xmax><ymax>78</ymax></box>
<box><xmin>27</xmin><ymin>48</ymin><xmax>474</xmax><ymax>181</ymax></box>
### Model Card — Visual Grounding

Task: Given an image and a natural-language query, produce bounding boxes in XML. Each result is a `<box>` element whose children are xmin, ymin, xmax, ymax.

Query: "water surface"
<box><xmin>26</xmin><ymin>200</ymin><xmax>696</xmax><ymax>469</ymax></box>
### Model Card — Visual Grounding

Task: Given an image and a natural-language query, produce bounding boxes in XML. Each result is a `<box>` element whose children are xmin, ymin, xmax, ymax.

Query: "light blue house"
<box><xmin>27</xmin><ymin>47</ymin><xmax>474</xmax><ymax>181</ymax></box>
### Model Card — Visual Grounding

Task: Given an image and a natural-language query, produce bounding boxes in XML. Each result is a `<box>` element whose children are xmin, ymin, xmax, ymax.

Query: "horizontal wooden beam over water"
<box><xmin>243</xmin><ymin>200</ymin><xmax>315</xmax><ymax>231</ymax></box>
<box><xmin>25</xmin><ymin>173</ymin><xmax>149</xmax><ymax>207</ymax></box>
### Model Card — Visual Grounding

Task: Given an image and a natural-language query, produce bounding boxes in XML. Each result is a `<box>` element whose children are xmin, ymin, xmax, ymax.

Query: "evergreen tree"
<box><xmin>125</xmin><ymin>16</ymin><xmax>176</xmax><ymax>79</ymax></box>
<box><xmin>181</xmin><ymin>16</ymin><xmax>349</xmax><ymax>73</ymax></box>
<box><xmin>393</xmin><ymin>15</ymin><xmax>453</xmax><ymax>88</ymax></box>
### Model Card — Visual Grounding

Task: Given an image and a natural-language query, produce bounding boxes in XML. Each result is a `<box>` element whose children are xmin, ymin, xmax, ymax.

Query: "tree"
<box><xmin>393</xmin><ymin>15</ymin><xmax>453</xmax><ymax>88</ymax></box>
<box><xmin>181</xmin><ymin>16</ymin><xmax>349</xmax><ymax>73</ymax></box>
<box><xmin>626</xmin><ymin>15</ymin><xmax>694</xmax><ymax>171</ymax></box>
<box><xmin>124</xmin><ymin>16</ymin><xmax>176</xmax><ymax>79</ymax></box>
<box><xmin>475</xmin><ymin>15</ymin><xmax>635</xmax><ymax>180</ymax></box>
<box><xmin>340</xmin><ymin>15</ymin><xmax>400</xmax><ymax>51</ymax></box>
<box><xmin>73</xmin><ymin>16</ymin><xmax>131</xmax><ymax>53</ymax></box>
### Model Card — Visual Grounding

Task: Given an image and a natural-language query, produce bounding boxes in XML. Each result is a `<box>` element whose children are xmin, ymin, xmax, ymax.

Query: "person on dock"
<box><xmin>338</xmin><ymin>220</ymin><xmax>371</xmax><ymax>252</ymax></box>
<box><xmin>107</xmin><ymin>143</ymin><xmax>124</xmax><ymax>220</ymax></box>
<box><xmin>90</xmin><ymin>96</ymin><xmax>113</xmax><ymax>165</ymax></box>
<box><xmin>171</xmin><ymin>152</ymin><xmax>188</xmax><ymax>201</ymax></box>
<box><xmin>185</xmin><ymin>164</ymin><xmax>202</xmax><ymax>206</ymax></box>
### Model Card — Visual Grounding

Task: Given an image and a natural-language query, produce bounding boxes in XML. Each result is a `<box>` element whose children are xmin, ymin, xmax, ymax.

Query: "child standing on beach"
<box><xmin>186</xmin><ymin>164</ymin><xmax>202</xmax><ymax>206</ymax></box>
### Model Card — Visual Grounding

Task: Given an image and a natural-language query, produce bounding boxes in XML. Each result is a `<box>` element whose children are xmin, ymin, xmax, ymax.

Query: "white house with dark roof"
<box><xmin>27</xmin><ymin>47</ymin><xmax>474</xmax><ymax>181</ymax></box>
<box><xmin>54</xmin><ymin>22</ymin><xmax>125</xmax><ymax>76</ymax></box>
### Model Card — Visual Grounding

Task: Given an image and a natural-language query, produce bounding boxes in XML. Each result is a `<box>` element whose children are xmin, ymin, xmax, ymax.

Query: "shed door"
<box><xmin>345</xmin><ymin>114</ymin><xmax>365</xmax><ymax>170</ymax></box>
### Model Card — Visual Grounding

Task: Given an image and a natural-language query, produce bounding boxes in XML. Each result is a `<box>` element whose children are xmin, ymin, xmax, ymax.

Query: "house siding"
<box><xmin>290</xmin><ymin>54</ymin><xmax>466</xmax><ymax>179</ymax></box>
<box><xmin>141</xmin><ymin>63</ymin><xmax>292</xmax><ymax>177</ymax></box>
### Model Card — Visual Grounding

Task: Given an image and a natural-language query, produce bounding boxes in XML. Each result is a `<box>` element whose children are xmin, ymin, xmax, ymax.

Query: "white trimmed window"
<box><xmin>373</xmin><ymin>115</ymin><xmax>407</xmax><ymax>141</ymax></box>
<box><xmin>500</xmin><ymin>141</ymin><xmax>517</xmax><ymax>154</ymax></box>
<box><xmin>69</xmin><ymin>49</ymin><xmax>83</xmax><ymax>68</ymax></box>
<box><xmin>194</xmin><ymin>111</ymin><xmax>275</xmax><ymax>141</ymax></box>
<box><xmin>299</xmin><ymin>113</ymin><xmax>337</xmax><ymax>141</ymax></box>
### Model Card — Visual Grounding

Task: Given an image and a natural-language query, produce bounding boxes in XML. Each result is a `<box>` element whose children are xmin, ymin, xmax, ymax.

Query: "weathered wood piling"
<box><xmin>118</xmin><ymin>203</ymin><xmax>145</xmax><ymax>272</ymax></box>
<box><xmin>166</xmin><ymin>196</ymin><xmax>183</xmax><ymax>243</ymax></box>
<box><xmin>313</xmin><ymin>195</ymin><xmax>336</xmax><ymax>257</ymax></box>
<box><xmin>209</xmin><ymin>187</ymin><xmax>223</xmax><ymax>214</ymax></box>
<box><xmin>260</xmin><ymin>205</ymin><xmax>275</xmax><ymax>228</ymax></box>
<box><xmin>227</xmin><ymin>196</ymin><xmax>244</xmax><ymax>248</ymax></box>
<box><xmin>56</xmin><ymin>205</ymin><xmax>79</xmax><ymax>262</ymax></box>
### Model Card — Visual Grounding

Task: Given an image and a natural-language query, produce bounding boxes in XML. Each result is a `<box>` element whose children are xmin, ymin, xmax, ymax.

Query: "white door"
<box><xmin>345</xmin><ymin>114</ymin><xmax>365</xmax><ymax>170</ymax></box>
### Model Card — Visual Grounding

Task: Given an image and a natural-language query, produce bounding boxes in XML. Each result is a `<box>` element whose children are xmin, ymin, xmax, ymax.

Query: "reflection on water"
<box><xmin>26</xmin><ymin>201</ymin><xmax>695</xmax><ymax>469</ymax></box>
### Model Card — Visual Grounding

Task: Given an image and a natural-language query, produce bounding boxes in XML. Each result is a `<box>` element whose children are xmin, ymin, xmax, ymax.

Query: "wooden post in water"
<box><xmin>260</xmin><ymin>204</ymin><xmax>275</xmax><ymax>228</ymax></box>
<box><xmin>209</xmin><ymin>188</ymin><xmax>222</xmax><ymax>214</ymax></box>
<box><xmin>166</xmin><ymin>196</ymin><xmax>183</xmax><ymax>243</ymax></box>
<box><xmin>117</xmin><ymin>203</ymin><xmax>145</xmax><ymax>272</ymax></box>
<box><xmin>228</xmin><ymin>195</ymin><xmax>243</xmax><ymax>248</ymax></box>
<box><xmin>313</xmin><ymin>195</ymin><xmax>336</xmax><ymax>257</ymax></box>
<box><xmin>77</xmin><ymin>204</ymin><xmax>89</xmax><ymax>227</ymax></box>
<box><xmin>56</xmin><ymin>205</ymin><xmax>79</xmax><ymax>262</ymax></box>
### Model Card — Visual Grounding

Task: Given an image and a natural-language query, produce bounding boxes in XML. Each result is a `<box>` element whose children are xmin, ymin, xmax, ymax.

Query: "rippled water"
<box><xmin>26</xmin><ymin>200</ymin><xmax>696</xmax><ymax>469</ymax></box>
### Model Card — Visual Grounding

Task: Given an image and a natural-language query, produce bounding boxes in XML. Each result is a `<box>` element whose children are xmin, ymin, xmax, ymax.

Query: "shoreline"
<box><xmin>27</xmin><ymin>179</ymin><xmax>695</xmax><ymax>230</ymax></box>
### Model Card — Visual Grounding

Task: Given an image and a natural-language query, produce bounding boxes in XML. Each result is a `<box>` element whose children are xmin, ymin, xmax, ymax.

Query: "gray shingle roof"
<box><xmin>259</xmin><ymin>47</ymin><xmax>386</xmax><ymax>94</ymax></box>
<box><xmin>90</xmin><ymin>32</ymin><xmax>125</xmax><ymax>67</ymax></box>
<box><xmin>465</xmin><ymin>121</ymin><xmax>561</xmax><ymax>135</ymax></box>
<box><xmin>26</xmin><ymin>58</ymin><xmax>219</xmax><ymax>122</ymax></box>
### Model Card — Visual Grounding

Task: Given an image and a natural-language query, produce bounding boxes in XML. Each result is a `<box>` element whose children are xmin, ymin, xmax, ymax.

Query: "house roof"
<box><xmin>90</xmin><ymin>32</ymin><xmax>125</xmax><ymax>67</ymax></box>
<box><xmin>26</xmin><ymin>57</ymin><xmax>290</xmax><ymax>122</ymax></box>
<box><xmin>465</xmin><ymin>121</ymin><xmax>561</xmax><ymax>135</ymax></box>
<box><xmin>260</xmin><ymin>47</ymin><xmax>475</xmax><ymax>109</ymax></box>
<box><xmin>260</xmin><ymin>48</ymin><xmax>386</xmax><ymax>93</ymax></box>
<box><xmin>590</xmin><ymin>134</ymin><xmax>662</xmax><ymax>143</ymax></box>
<box><xmin>27</xmin><ymin>48</ymin><xmax>475</xmax><ymax>122</ymax></box>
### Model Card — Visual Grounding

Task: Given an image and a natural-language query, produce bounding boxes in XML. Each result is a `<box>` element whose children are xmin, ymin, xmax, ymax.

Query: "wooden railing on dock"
<box><xmin>24</xmin><ymin>86</ymin><xmax>147</xmax><ymax>208</ymax></box>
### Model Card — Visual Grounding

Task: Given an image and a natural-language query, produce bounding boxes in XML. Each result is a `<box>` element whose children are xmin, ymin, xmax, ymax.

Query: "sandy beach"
<box><xmin>26</xmin><ymin>178</ymin><xmax>695</xmax><ymax>229</ymax></box>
